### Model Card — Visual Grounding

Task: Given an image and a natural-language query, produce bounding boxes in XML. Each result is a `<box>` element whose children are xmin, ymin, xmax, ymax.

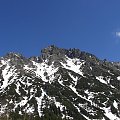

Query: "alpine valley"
<box><xmin>0</xmin><ymin>45</ymin><xmax>120</xmax><ymax>120</ymax></box>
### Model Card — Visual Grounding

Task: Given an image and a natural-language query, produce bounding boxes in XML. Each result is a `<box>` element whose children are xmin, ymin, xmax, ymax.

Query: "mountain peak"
<box><xmin>41</xmin><ymin>45</ymin><xmax>66</xmax><ymax>56</ymax></box>
<box><xmin>0</xmin><ymin>46</ymin><xmax>120</xmax><ymax>120</ymax></box>
<box><xmin>4</xmin><ymin>52</ymin><xmax>23</xmax><ymax>59</ymax></box>
<box><xmin>40</xmin><ymin>45</ymin><xmax>67</xmax><ymax>66</ymax></box>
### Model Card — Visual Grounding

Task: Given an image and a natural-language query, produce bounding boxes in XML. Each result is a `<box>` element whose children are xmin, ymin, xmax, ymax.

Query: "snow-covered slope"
<box><xmin>0</xmin><ymin>45</ymin><xmax>120</xmax><ymax>120</ymax></box>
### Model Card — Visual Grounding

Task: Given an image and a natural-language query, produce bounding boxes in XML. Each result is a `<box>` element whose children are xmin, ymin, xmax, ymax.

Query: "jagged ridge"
<box><xmin>0</xmin><ymin>45</ymin><xmax>120</xmax><ymax>120</ymax></box>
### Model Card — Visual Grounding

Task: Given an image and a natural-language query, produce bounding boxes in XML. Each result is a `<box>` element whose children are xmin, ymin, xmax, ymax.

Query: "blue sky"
<box><xmin>0</xmin><ymin>0</ymin><xmax>120</xmax><ymax>61</ymax></box>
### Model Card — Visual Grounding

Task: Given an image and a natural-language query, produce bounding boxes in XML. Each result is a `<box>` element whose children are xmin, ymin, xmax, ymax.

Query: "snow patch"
<box><xmin>61</xmin><ymin>57</ymin><xmax>84</xmax><ymax>76</ymax></box>
<box><xmin>117</xmin><ymin>76</ymin><xmax>120</xmax><ymax>81</ymax></box>
<box><xmin>104</xmin><ymin>107</ymin><xmax>120</xmax><ymax>120</ymax></box>
<box><xmin>96</xmin><ymin>76</ymin><xmax>107</xmax><ymax>84</ymax></box>
<box><xmin>35</xmin><ymin>88</ymin><xmax>46</xmax><ymax>117</ymax></box>
<box><xmin>69</xmin><ymin>73</ymin><xmax>78</xmax><ymax>86</ymax></box>
<box><xmin>113</xmin><ymin>100</ymin><xmax>118</xmax><ymax>109</ymax></box>
<box><xmin>1</xmin><ymin>64</ymin><xmax>17</xmax><ymax>90</ymax></box>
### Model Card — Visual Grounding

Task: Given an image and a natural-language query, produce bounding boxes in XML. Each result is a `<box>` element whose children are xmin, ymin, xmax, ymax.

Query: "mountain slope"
<box><xmin>0</xmin><ymin>45</ymin><xmax>120</xmax><ymax>120</ymax></box>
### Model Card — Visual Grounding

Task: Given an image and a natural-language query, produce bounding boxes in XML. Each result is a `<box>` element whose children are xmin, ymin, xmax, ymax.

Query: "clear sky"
<box><xmin>0</xmin><ymin>0</ymin><xmax>120</xmax><ymax>61</ymax></box>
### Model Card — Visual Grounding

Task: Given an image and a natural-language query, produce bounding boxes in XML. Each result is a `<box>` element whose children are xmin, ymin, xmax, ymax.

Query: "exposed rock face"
<box><xmin>0</xmin><ymin>45</ymin><xmax>120</xmax><ymax>120</ymax></box>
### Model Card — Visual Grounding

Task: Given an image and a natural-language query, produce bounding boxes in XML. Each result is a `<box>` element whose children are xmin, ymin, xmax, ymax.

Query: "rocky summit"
<box><xmin>0</xmin><ymin>45</ymin><xmax>120</xmax><ymax>120</ymax></box>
